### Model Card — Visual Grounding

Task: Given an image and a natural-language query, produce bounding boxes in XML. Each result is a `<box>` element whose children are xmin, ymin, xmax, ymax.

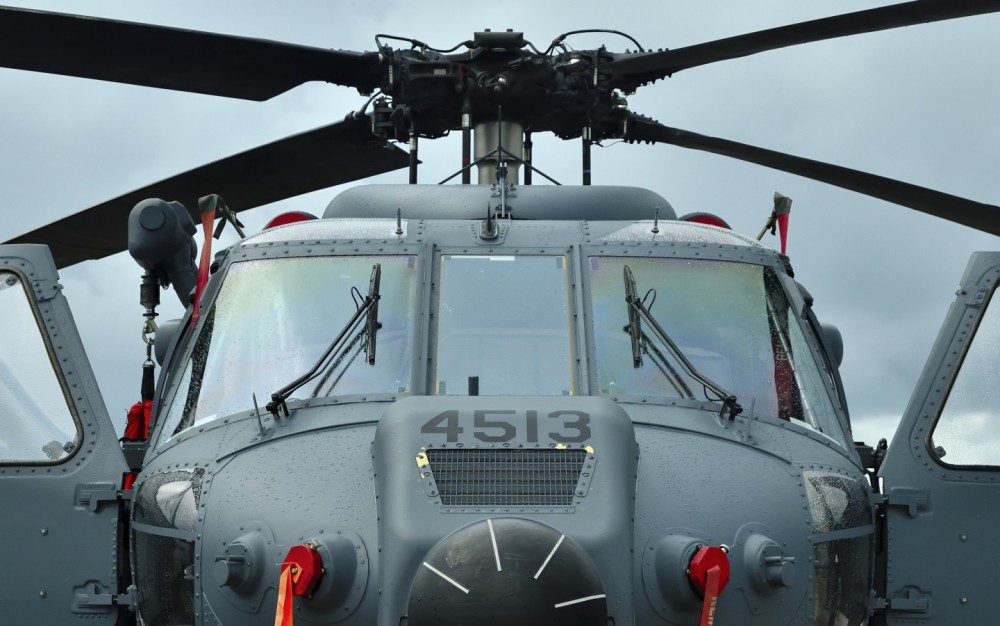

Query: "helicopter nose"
<box><xmin>372</xmin><ymin>394</ymin><xmax>639</xmax><ymax>622</ymax></box>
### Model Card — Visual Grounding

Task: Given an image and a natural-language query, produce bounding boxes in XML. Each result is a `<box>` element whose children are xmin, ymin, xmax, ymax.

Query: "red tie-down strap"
<box><xmin>687</xmin><ymin>545</ymin><xmax>731</xmax><ymax>626</ymax></box>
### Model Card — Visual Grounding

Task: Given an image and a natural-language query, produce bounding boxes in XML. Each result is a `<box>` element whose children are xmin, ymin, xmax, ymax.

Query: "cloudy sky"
<box><xmin>1</xmin><ymin>0</ymin><xmax>997</xmax><ymax>444</ymax></box>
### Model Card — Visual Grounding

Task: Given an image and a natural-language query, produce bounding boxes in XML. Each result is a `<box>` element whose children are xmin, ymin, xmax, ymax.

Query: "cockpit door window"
<box><xmin>928</xmin><ymin>286</ymin><xmax>1000</xmax><ymax>465</ymax></box>
<box><xmin>0</xmin><ymin>271</ymin><xmax>78</xmax><ymax>462</ymax></box>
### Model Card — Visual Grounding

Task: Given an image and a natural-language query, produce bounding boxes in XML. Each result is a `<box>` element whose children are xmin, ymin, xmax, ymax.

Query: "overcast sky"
<box><xmin>1</xmin><ymin>0</ymin><xmax>998</xmax><ymax>444</ymax></box>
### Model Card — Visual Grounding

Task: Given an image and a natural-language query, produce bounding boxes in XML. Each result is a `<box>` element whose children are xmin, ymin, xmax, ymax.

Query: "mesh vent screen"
<box><xmin>426</xmin><ymin>448</ymin><xmax>586</xmax><ymax>506</ymax></box>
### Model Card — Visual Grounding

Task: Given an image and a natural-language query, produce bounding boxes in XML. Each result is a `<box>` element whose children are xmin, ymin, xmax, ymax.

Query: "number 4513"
<box><xmin>420</xmin><ymin>409</ymin><xmax>592</xmax><ymax>443</ymax></box>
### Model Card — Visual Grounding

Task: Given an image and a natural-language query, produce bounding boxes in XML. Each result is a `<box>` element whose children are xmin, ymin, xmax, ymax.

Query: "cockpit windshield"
<box><xmin>434</xmin><ymin>255</ymin><xmax>575</xmax><ymax>395</ymax></box>
<box><xmin>157</xmin><ymin>255</ymin><xmax>418</xmax><ymax>444</ymax></box>
<box><xmin>589</xmin><ymin>256</ymin><xmax>844</xmax><ymax>444</ymax></box>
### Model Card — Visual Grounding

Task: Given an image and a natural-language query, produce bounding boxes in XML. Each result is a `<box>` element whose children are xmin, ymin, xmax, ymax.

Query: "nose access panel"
<box><xmin>372</xmin><ymin>396</ymin><xmax>639</xmax><ymax>624</ymax></box>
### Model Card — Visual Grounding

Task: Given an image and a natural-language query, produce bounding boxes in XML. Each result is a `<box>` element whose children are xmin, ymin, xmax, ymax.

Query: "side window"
<box><xmin>0</xmin><ymin>271</ymin><xmax>79</xmax><ymax>463</ymax></box>
<box><xmin>930</xmin><ymin>287</ymin><xmax>1000</xmax><ymax>466</ymax></box>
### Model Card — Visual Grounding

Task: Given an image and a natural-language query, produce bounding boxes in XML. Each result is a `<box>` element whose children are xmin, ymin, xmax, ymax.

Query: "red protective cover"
<box><xmin>123</xmin><ymin>399</ymin><xmax>152</xmax><ymax>440</ymax></box>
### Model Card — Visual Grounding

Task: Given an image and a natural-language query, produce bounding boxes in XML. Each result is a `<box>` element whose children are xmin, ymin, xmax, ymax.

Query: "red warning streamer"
<box><xmin>776</xmin><ymin>211</ymin><xmax>790</xmax><ymax>255</ymax></box>
<box><xmin>190</xmin><ymin>209</ymin><xmax>214</xmax><ymax>327</ymax></box>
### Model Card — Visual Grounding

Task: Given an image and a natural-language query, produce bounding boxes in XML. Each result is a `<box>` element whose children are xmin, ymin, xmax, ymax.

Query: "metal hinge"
<box><xmin>72</xmin><ymin>582</ymin><xmax>114</xmax><ymax>614</ymax></box>
<box><xmin>120</xmin><ymin>440</ymin><xmax>148</xmax><ymax>471</ymax></box>
<box><xmin>117</xmin><ymin>584</ymin><xmax>138</xmax><ymax>610</ymax></box>
<box><xmin>884</xmin><ymin>486</ymin><xmax>931</xmax><ymax>518</ymax></box>
<box><xmin>74</xmin><ymin>482</ymin><xmax>132</xmax><ymax>512</ymax></box>
<box><xmin>888</xmin><ymin>586</ymin><xmax>931</xmax><ymax>614</ymax></box>
<box><xmin>869</xmin><ymin>490</ymin><xmax>886</xmax><ymax>508</ymax></box>
<box><xmin>72</xmin><ymin>581</ymin><xmax>135</xmax><ymax>614</ymax></box>
<box><xmin>869</xmin><ymin>593</ymin><xmax>887</xmax><ymax>613</ymax></box>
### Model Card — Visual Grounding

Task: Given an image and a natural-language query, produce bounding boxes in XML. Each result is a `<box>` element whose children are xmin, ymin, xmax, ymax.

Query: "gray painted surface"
<box><xmin>879</xmin><ymin>252</ymin><xmax>1000</xmax><ymax>625</ymax></box>
<box><xmin>0</xmin><ymin>245</ymin><xmax>129</xmax><ymax>623</ymax></box>
<box><xmin>2</xmin><ymin>215</ymin><xmax>996</xmax><ymax>625</ymax></box>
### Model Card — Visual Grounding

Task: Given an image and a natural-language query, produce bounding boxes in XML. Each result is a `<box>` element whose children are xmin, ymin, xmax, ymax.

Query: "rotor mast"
<box><xmin>473</xmin><ymin>120</ymin><xmax>524</xmax><ymax>185</ymax></box>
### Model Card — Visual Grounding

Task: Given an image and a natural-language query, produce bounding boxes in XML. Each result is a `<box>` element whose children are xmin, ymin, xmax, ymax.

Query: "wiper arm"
<box><xmin>641</xmin><ymin>331</ymin><xmax>694</xmax><ymax>399</ymax></box>
<box><xmin>623</xmin><ymin>265</ymin><xmax>743</xmax><ymax>420</ymax></box>
<box><xmin>266</xmin><ymin>263</ymin><xmax>382</xmax><ymax>418</ymax></box>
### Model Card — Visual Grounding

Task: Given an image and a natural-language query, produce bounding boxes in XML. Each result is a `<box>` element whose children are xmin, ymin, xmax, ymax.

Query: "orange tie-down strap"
<box><xmin>275</xmin><ymin>565</ymin><xmax>294</xmax><ymax>626</ymax></box>
<box><xmin>275</xmin><ymin>543</ymin><xmax>325</xmax><ymax>626</ymax></box>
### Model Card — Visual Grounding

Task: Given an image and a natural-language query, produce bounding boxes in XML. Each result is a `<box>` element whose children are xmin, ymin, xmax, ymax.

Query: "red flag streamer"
<box><xmin>274</xmin><ymin>565</ymin><xmax>294</xmax><ymax>626</ymax></box>
<box><xmin>190</xmin><ymin>209</ymin><xmax>214</xmax><ymax>327</ymax></box>
<box><xmin>773</xmin><ymin>192</ymin><xmax>792</xmax><ymax>255</ymax></box>
<box><xmin>777</xmin><ymin>211</ymin><xmax>790</xmax><ymax>255</ymax></box>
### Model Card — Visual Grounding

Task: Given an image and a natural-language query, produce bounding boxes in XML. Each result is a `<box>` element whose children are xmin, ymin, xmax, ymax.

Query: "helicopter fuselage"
<box><xmin>132</xmin><ymin>184</ymin><xmax>871</xmax><ymax>625</ymax></box>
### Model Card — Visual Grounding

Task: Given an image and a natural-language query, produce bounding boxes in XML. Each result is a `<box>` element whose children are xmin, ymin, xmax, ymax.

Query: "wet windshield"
<box><xmin>434</xmin><ymin>255</ymin><xmax>575</xmax><ymax>395</ymax></box>
<box><xmin>589</xmin><ymin>256</ymin><xmax>843</xmax><ymax>443</ymax></box>
<box><xmin>158</xmin><ymin>255</ymin><xmax>418</xmax><ymax>443</ymax></box>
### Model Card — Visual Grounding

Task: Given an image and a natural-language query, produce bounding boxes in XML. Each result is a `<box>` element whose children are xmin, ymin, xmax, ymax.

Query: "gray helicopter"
<box><xmin>1</xmin><ymin>2</ymin><xmax>1000</xmax><ymax>625</ymax></box>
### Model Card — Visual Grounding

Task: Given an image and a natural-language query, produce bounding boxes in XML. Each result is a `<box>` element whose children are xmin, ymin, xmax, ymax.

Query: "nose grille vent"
<box><xmin>425</xmin><ymin>448</ymin><xmax>588</xmax><ymax>507</ymax></box>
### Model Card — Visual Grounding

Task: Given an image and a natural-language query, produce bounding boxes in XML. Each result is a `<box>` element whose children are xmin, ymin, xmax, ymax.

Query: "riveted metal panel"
<box><xmin>0</xmin><ymin>244</ymin><xmax>128</xmax><ymax>624</ymax></box>
<box><xmin>880</xmin><ymin>252</ymin><xmax>1000</xmax><ymax>624</ymax></box>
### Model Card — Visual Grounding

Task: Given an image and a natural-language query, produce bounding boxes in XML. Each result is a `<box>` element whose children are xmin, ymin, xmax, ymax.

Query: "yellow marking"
<box><xmin>416</xmin><ymin>451</ymin><xmax>429</xmax><ymax>468</ymax></box>
<box><xmin>584</xmin><ymin>445</ymin><xmax>594</xmax><ymax>454</ymax></box>
<box><xmin>554</xmin><ymin>443</ymin><xmax>567</xmax><ymax>450</ymax></box>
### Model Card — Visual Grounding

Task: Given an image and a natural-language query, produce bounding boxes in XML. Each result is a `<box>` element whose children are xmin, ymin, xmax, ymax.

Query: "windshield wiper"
<box><xmin>266</xmin><ymin>264</ymin><xmax>382</xmax><ymax>418</ymax></box>
<box><xmin>365</xmin><ymin>262</ymin><xmax>381</xmax><ymax>364</ymax></box>
<box><xmin>623</xmin><ymin>265</ymin><xmax>743</xmax><ymax>420</ymax></box>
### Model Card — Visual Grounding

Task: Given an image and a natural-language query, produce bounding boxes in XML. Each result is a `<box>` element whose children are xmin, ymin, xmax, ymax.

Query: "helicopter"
<box><xmin>2</xmin><ymin>1</ymin><xmax>1000</xmax><ymax>625</ymax></box>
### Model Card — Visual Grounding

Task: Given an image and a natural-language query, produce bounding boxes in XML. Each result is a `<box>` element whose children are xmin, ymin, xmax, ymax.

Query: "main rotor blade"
<box><xmin>625</xmin><ymin>115</ymin><xmax>1000</xmax><ymax>236</ymax></box>
<box><xmin>0</xmin><ymin>6</ymin><xmax>383</xmax><ymax>100</ymax></box>
<box><xmin>6</xmin><ymin>116</ymin><xmax>409</xmax><ymax>267</ymax></box>
<box><xmin>606</xmin><ymin>0</ymin><xmax>1000</xmax><ymax>86</ymax></box>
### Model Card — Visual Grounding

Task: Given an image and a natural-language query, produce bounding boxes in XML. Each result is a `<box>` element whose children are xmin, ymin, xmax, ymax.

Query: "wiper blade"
<box><xmin>365</xmin><ymin>263</ymin><xmax>381</xmax><ymax>364</ymax></box>
<box><xmin>623</xmin><ymin>265</ymin><xmax>743</xmax><ymax>420</ymax></box>
<box><xmin>266</xmin><ymin>263</ymin><xmax>382</xmax><ymax>418</ymax></box>
<box><xmin>623</xmin><ymin>262</ymin><xmax>644</xmax><ymax>367</ymax></box>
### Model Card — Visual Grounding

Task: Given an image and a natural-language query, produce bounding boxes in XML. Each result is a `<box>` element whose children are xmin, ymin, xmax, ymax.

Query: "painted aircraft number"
<box><xmin>420</xmin><ymin>410</ymin><xmax>591</xmax><ymax>444</ymax></box>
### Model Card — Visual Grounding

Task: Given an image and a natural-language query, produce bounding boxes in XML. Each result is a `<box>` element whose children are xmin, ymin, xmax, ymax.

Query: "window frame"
<box><xmin>0</xmin><ymin>267</ymin><xmax>83</xmax><ymax>466</ymax></box>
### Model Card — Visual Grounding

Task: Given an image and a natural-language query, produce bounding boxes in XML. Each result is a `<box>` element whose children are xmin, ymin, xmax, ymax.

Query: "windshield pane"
<box><xmin>589</xmin><ymin>256</ymin><xmax>842</xmax><ymax>442</ymax></box>
<box><xmin>435</xmin><ymin>255</ymin><xmax>574</xmax><ymax>395</ymax></box>
<box><xmin>159</xmin><ymin>255</ymin><xmax>418</xmax><ymax>442</ymax></box>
